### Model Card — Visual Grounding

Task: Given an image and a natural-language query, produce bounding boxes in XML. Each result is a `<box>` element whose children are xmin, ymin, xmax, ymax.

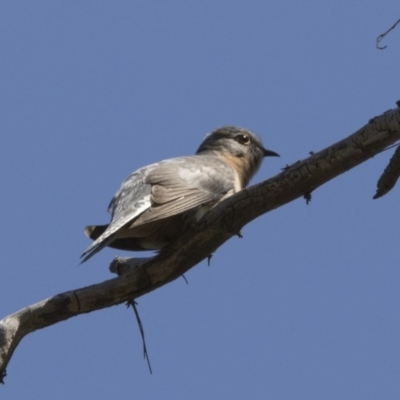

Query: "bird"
<box><xmin>81</xmin><ymin>126</ymin><xmax>279</xmax><ymax>263</ymax></box>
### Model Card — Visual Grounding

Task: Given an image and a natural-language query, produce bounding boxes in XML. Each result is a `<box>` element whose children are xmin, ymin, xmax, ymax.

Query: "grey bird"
<box><xmin>81</xmin><ymin>126</ymin><xmax>279</xmax><ymax>263</ymax></box>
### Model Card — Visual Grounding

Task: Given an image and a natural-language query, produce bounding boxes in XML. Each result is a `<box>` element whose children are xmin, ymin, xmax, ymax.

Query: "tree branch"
<box><xmin>376</xmin><ymin>18</ymin><xmax>400</xmax><ymax>50</ymax></box>
<box><xmin>1</xmin><ymin>105</ymin><xmax>400</xmax><ymax>383</ymax></box>
<box><xmin>373</xmin><ymin>144</ymin><xmax>400</xmax><ymax>199</ymax></box>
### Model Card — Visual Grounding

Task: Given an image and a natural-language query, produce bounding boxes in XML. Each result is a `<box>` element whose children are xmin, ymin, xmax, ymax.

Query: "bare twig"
<box><xmin>376</xmin><ymin>18</ymin><xmax>400</xmax><ymax>50</ymax></box>
<box><xmin>127</xmin><ymin>300</ymin><xmax>153</xmax><ymax>374</ymax></box>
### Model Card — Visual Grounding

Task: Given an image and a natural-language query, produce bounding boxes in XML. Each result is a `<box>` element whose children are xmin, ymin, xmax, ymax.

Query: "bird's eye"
<box><xmin>236</xmin><ymin>134</ymin><xmax>251</xmax><ymax>145</ymax></box>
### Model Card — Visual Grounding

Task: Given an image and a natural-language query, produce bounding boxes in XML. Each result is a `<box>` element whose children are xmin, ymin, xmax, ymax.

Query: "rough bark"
<box><xmin>1</xmin><ymin>105</ymin><xmax>400</xmax><ymax>383</ymax></box>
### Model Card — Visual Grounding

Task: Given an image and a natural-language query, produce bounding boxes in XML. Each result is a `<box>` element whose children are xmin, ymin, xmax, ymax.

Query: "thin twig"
<box><xmin>376</xmin><ymin>18</ymin><xmax>400</xmax><ymax>50</ymax></box>
<box><xmin>127</xmin><ymin>300</ymin><xmax>153</xmax><ymax>374</ymax></box>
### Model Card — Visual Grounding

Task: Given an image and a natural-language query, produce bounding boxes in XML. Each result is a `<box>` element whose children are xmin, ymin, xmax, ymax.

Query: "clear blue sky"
<box><xmin>1</xmin><ymin>2</ymin><xmax>399</xmax><ymax>399</ymax></box>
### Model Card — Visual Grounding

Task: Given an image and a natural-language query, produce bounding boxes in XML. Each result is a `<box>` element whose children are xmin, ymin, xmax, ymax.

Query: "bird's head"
<box><xmin>196</xmin><ymin>126</ymin><xmax>279</xmax><ymax>188</ymax></box>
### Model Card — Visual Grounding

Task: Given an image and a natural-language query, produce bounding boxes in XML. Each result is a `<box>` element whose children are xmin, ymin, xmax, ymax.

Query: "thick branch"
<box><xmin>1</xmin><ymin>105</ymin><xmax>400</xmax><ymax>382</ymax></box>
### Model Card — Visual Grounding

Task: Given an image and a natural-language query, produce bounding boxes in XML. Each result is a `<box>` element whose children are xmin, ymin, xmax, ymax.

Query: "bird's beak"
<box><xmin>263</xmin><ymin>148</ymin><xmax>280</xmax><ymax>157</ymax></box>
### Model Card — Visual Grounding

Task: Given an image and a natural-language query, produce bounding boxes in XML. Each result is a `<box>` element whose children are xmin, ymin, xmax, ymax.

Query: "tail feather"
<box><xmin>85</xmin><ymin>224</ymin><xmax>148</xmax><ymax>252</ymax></box>
<box><xmin>80</xmin><ymin>235</ymin><xmax>114</xmax><ymax>264</ymax></box>
<box><xmin>80</xmin><ymin>224</ymin><xmax>113</xmax><ymax>264</ymax></box>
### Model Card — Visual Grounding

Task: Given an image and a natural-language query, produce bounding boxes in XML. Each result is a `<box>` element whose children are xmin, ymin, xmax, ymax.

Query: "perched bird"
<box><xmin>81</xmin><ymin>126</ymin><xmax>279</xmax><ymax>263</ymax></box>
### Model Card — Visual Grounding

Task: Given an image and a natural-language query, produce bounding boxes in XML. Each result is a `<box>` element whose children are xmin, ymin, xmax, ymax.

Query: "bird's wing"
<box><xmin>131</xmin><ymin>155</ymin><xmax>237</xmax><ymax>226</ymax></box>
<box><xmin>80</xmin><ymin>169</ymin><xmax>151</xmax><ymax>263</ymax></box>
<box><xmin>81</xmin><ymin>155</ymin><xmax>236</xmax><ymax>263</ymax></box>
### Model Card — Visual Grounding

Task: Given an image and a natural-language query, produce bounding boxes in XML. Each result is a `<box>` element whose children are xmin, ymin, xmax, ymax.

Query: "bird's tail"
<box><xmin>80</xmin><ymin>225</ymin><xmax>113</xmax><ymax>264</ymax></box>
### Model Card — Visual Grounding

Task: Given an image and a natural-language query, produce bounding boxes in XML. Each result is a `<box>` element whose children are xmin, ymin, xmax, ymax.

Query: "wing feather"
<box><xmin>131</xmin><ymin>155</ymin><xmax>237</xmax><ymax>226</ymax></box>
<box><xmin>81</xmin><ymin>155</ymin><xmax>237</xmax><ymax>262</ymax></box>
<box><xmin>80</xmin><ymin>170</ymin><xmax>151</xmax><ymax>262</ymax></box>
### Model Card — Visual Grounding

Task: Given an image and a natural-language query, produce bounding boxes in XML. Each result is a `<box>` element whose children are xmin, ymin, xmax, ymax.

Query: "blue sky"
<box><xmin>1</xmin><ymin>2</ymin><xmax>400</xmax><ymax>399</ymax></box>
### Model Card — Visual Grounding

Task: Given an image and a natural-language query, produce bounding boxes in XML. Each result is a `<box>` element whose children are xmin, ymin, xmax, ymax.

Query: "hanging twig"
<box><xmin>127</xmin><ymin>300</ymin><xmax>153</xmax><ymax>374</ymax></box>
<box><xmin>376</xmin><ymin>18</ymin><xmax>400</xmax><ymax>50</ymax></box>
